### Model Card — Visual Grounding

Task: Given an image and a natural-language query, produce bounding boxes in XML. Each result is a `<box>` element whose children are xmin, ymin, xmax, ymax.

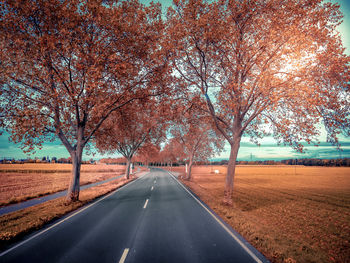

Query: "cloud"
<box><xmin>217</xmin><ymin>137</ymin><xmax>350</xmax><ymax>160</ymax></box>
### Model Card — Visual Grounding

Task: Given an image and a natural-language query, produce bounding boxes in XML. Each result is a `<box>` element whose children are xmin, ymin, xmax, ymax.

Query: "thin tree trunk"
<box><xmin>223</xmin><ymin>137</ymin><xmax>241</xmax><ymax>205</ymax></box>
<box><xmin>66</xmin><ymin>148</ymin><xmax>83</xmax><ymax>203</ymax></box>
<box><xmin>125</xmin><ymin>158</ymin><xmax>131</xmax><ymax>179</ymax></box>
<box><xmin>186</xmin><ymin>155</ymin><xmax>194</xmax><ymax>180</ymax></box>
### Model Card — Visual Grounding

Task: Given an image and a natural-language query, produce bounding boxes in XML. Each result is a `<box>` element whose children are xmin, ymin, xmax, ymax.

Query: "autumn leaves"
<box><xmin>1</xmin><ymin>0</ymin><xmax>349</xmax><ymax>204</ymax></box>
<box><xmin>1</xmin><ymin>0</ymin><xmax>169</xmax><ymax>202</ymax></box>
<box><xmin>166</xmin><ymin>0</ymin><xmax>349</xmax><ymax>204</ymax></box>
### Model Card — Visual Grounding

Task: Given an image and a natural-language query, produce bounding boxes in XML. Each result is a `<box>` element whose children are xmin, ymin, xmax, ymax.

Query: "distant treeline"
<box><xmin>0</xmin><ymin>156</ymin><xmax>94</xmax><ymax>164</ymax></box>
<box><xmin>2</xmin><ymin>157</ymin><xmax>350</xmax><ymax>167</ymax></box>
<box><xmin>210</xmin><ymin>158</ymin><xmax>350</xmax><ymax>167</ymax></box>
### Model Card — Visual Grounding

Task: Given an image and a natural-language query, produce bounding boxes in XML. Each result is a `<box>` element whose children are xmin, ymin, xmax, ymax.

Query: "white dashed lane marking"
<box><xmin>143</xmin><ymin>199</ymin><xmax>149</xmax><ymax>209</ymax></box>
<box><xmin>118</xmin><ymin>248</ymin><xmax>129</xmax><ymax>263</ymax></box>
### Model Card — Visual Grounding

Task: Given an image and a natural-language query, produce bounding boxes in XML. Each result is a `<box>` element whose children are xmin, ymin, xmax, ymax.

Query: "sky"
<box><xmin>0</xmin><ymin>0</ymin><xmax>349</xmax><ymax>161</ymax></box>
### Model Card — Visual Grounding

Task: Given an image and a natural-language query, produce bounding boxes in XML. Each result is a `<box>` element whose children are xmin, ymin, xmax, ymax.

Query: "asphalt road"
<box><xmin>0</xmin><ymin>168</ymin><xmax>268</xmax><ymax>263</ymax></box>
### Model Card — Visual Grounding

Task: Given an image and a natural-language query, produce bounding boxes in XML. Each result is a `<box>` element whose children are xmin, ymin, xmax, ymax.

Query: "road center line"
<box><xmin>118</xmin><ymin>248</ymin><xmax>129</xmax><ymax>263</ymax></box>
<box><xmin>143</xmin><ymin>199</ymin><xmax>149</xmax><ymax>209</ymax></box>
<box><xmin>151</xmin><ymin>186</ymin><xmax>154</xmax><ymax>191</ymax></box>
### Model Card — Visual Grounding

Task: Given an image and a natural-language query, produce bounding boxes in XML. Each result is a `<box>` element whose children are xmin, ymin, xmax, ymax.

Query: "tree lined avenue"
<box><xmin>1</xmin><ymin>0</ymin><xmax>349</xmax><ymax>205</ymax></box>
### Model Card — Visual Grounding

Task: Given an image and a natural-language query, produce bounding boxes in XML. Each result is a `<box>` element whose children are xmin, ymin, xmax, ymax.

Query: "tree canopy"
<box><xmin>0</xmin><ymin>0</ymin><xmax>168</xmax><ymax>202</ymax></box>
<box><xmin>0</xmin><ymin>0</ymin><xmax>349</xmax><ymax>205</ymax></box>
<box><xmin>94</xmin><ymin>98</ymin><xmax>168</xmax><ymax>178</ymax></box>
<box><xmin>167</xmin><ymin>0</ymin><xmax>350</xmax><ymax>204</ymax></box>
<box><xmin>169</xmin><ymin>103</ymin><xmax>224</xmax><ymax>180</ymax></box>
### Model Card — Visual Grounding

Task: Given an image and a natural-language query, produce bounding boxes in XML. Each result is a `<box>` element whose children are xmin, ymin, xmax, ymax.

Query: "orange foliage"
<box><xmin>0</xmin><ymin>0</ymin><xmax>168</xmax><ymax>201</ymax></box>
<box><xmin>94</xmin><ymin>98</ymin><xmax>169</xmax><ymax>177</ymax></box>
<box><xmin>167</xmin><ymin>0</ymin><xmax>350</xmax><ymax>202</ymax></box>
<box><xmin>168</xmin><ymin>105</ymin><xmax>224</xmax><ymax>179</ymax></box>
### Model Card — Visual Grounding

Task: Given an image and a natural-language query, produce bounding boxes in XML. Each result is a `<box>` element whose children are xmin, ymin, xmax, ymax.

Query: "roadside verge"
<box><xmin>0</xmin><ymin>170</ymin><xmax>149</xmax><ymax>252</ymax></box>
<box><xmin>166</xmin><ymin>169</ymin><xmax>269</xmax><ymax>263</ymax></box>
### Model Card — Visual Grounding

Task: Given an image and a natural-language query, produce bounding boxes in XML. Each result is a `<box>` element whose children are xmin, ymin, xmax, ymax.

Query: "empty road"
<box><xmin>0</xmin><ymin>168</ymin><xmax>268</xmax><ymax>263</ymax></box>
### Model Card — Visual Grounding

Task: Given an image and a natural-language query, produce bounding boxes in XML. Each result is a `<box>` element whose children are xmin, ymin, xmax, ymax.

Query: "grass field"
<box><xmin>0</xmin><ymin>164</ymin><xmax>148</xmax><ymax>249</ymax></box>
<box><xmin>172</xmin><ymin>165</ymin><xmax>350</xmax><ymax>263</ymax></box>
<box><xmin>0</xmin><ymin>164</ymin><xmax>126</xmax><ymax>206</ymax></box>
<box><xmin>0</xmin><ymin>176</ymin><xmax>136</xmax><ymax>250</ymax></box>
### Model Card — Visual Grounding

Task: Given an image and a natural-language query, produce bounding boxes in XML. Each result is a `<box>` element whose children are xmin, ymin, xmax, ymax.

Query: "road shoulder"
<box><xmin>165</xmin><ymin>169</ymin><xmax>269</xmax><ymax>263</ymax></box>
<box><xmin>0</xmin><ymin>170</ymin><xmax>149</xmax><ymax>253</ymax></box>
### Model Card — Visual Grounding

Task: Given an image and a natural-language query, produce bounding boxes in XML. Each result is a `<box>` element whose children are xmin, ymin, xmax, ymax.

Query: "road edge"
<box><xmin>0</xmin><ymin>172</ymin><xmax>150</xmax><ymax>257</ymax></box>
<box><xmin>166</xmin><ymin>170</ymin><xmax>270</xmax><ymax>263</ymax></box>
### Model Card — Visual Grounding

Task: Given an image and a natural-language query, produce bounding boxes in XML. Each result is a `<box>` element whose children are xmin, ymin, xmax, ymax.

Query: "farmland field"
<box><xmin>0</xmin><ymin>163</ymin><xmax>126</xmax><ymax>206</ymax></box>
<box><xmin>172</xmin><ymin>165</ymin><xmax>350</xmax><ymax>263</ymax></box>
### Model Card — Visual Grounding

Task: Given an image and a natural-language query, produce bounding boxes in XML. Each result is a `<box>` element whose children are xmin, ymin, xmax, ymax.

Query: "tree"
<box><xmin>167</xmin><ymin>0</ymin><xmax>350</xmax><ymax>204</ymax></box>
<box><xmin>0</xmin><ymin>0</ymin><xmax>168</xmax><ymax>202</ymax></box>
<box><xmin>94</xmin><ymin>98</ymin><xmax>167</xmax><ymax>179</ymax></box>
<box><xmin>159</xmin><ymin>138</ymin><xmax>183</xmax><ymax>167</ymax></box>
<box><xmin>169</xmin><ymin>106</ymin><xmax>223</xmax><ymax>180</ymax></box>
<box><xmin>135</xmin><ymin>142</ymin><xmax>162</xmax><ymax>166</ymax></box>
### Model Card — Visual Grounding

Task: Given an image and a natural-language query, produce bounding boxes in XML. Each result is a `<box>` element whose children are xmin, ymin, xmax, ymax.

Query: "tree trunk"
<box><xmin>186</xmin><ymin>155</ymin><xmax>194</xmax><ymax>180</ymax></box>
<box><xmin>223</xmin><ymin>137</ymin><xmax>241</xmax><ymax>206</ymax></box>
<box><xmin>125</xmin><ymin>158</ymin><xmax>131</xmax><ymax>179</ymax></box>
<box><xmin>66</xmin><ymin>149</ymin><xmax>83</xmax><ymax>203</ymax></box>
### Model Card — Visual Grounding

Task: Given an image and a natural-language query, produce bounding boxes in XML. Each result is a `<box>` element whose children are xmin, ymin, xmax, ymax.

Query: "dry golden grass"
<box><xmin>0</xmin><ymin>164</ymin><xmax>126</xmax><ymax>206</ymax></box>
<box><xmin>0</xmin><ymin>163</ymin><xmax>125</xmax><ymax>173</ymax></box>
<box><xmin>0</xmin><ymin>175</ymin><xmax>136</xmax><ymax>250</ymax></box>
<box><xmin>175</xmin><ymin>165</ymin><xmax>350</xmax><ymax>263</ymax></box>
